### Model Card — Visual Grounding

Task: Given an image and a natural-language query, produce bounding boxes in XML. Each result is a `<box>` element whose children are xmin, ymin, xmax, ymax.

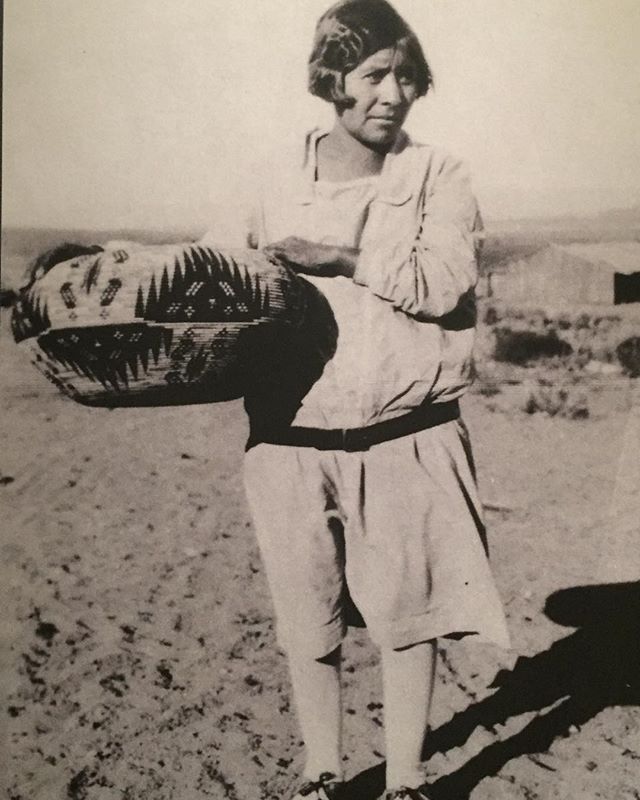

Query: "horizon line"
<box><xmin>2</xmin><ymin>202</ymin><xmax>640</xmax><ymax>236</ymax></box>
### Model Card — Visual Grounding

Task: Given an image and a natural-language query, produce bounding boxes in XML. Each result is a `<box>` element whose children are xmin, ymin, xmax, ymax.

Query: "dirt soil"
<box><xmin>1</xmin><ymin>304</ymin><xmax>639</xmax><ymax>800</ymax></box>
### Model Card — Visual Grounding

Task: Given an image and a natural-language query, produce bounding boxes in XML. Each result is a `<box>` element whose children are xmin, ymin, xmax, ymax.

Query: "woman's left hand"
<box><xmin>264</xmin><ymin>237</ymin><xmax>357</xmax><ymax>278</ymax></box>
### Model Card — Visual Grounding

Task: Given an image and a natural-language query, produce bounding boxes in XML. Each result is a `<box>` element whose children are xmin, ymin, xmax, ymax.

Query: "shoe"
<box><xmin>382</xmin><ymin>786</ymin><xmax>434</xmax><ymax>800</ymax></box>
<box><xmin>292</xmin><ymin>772</ymin><xmax>344</xmax><ymax>800</ymax></box>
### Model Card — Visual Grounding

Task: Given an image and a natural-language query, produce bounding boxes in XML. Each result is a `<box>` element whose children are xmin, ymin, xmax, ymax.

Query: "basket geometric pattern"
<box><xmin>12</xmin><ymin>244</ymin><xmax>305</xmax><ymax>406</ymax></box>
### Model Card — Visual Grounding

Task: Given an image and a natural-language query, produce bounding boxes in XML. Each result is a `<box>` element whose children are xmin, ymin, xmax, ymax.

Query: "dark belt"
<box><xmin>248</xmin><ymin>399</ymin><xmax>460</xmax><ymax>452</ymax></box>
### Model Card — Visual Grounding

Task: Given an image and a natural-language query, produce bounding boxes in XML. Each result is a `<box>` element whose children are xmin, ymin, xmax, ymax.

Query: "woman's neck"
<box><xmin>316</xmin><ymin>122</ymin><xmax>387</xmax><ymax>182</ymax></box>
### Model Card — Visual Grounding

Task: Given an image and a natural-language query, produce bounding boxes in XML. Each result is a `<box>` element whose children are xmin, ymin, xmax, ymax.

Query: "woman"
<box><xmin>215</xmin><ymin>2</ymin><xmax>511</xmax><ymax>797</ymax></box>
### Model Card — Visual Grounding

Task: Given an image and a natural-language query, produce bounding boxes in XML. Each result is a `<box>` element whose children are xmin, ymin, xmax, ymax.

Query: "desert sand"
<box><xmin>1</xmin><ymin>245</ymin><xmax>639</xmax><ymax>799</ymax></box>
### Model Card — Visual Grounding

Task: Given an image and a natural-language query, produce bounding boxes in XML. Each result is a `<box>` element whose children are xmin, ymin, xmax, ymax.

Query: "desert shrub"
<box><xmin>571</xmin><ymin>347</ymin><xmax>593</xmax><ymax>369</ymax></box>
<box><xmin>616</xmin><ymin>336</ymin><xmax>640</xmax><ymax>377</ymax></box>
<box><xmin>484</xmin><ymin>305</ymin><xmax>499</xmax><ymax>326</ymax></box>
<box><xmin>556</xmin><ymin>314</ymin><xmax>573</xmax><ymax>331</ymax></box>
<box><xmin>493</xmin><ymin>328</ymin><xmax>573</xmax><ymax>365</ymax></box>
<box><xmin>575</xmin><ymin>313</ymin><xmax>592</xmax><ymax>330</ymax></box>
<box><xmin>593</xmin><ymin>315</ymin><xmax>621</xmax><ymax>332</ymax></box>
<box><xmin>476</xmin><ymin>377</ymin><xmax>502</xmax><ymax>397</ymax></box>
<box><xmin>524</xmin><ymin>383</ymin><xmax>589</xmax><ymax>419</ymax></box>
<box><xmin>527</xmin><ymin>310</ymin><xmax>547</xmax><ymax>328</ymax></box>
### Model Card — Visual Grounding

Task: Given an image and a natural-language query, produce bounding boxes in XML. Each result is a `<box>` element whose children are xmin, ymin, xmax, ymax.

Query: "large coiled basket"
<box><xmin>11</xmin><ymin>243</ymin><xmax>306</xmax><ymax>406</ymax></box>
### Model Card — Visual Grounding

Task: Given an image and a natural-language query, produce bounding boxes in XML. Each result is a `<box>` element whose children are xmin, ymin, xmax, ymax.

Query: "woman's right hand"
<box><xmin>264</xmin><ymin>237</ymin><xmax>357</xmax><ymax>278</ymax></box>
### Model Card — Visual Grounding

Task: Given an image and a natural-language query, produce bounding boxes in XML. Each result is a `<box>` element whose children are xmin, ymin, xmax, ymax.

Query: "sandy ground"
<box><xmin>1</xmin><ymin>303</ymin><xmax>640</xmax><ymax>800</ymax></box>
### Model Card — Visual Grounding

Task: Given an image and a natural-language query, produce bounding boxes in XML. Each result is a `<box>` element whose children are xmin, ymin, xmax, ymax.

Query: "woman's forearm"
<box><xmin>264</xmin><ymin>238</ymin><xmax>359</xmax><ymax>278</ymax></box>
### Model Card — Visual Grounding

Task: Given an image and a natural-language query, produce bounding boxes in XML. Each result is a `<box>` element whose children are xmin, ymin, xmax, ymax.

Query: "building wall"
<box><xmin>489</xmin><ymin>246</ymin><xmax>615</xmax><ymax>306</ymax></box>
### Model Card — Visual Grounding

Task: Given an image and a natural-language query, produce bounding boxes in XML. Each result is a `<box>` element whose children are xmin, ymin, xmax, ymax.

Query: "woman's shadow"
<box><xmin>344</xmin><ymin>580</ymin><xmax>640</xmax><ymax>800</ymax></box>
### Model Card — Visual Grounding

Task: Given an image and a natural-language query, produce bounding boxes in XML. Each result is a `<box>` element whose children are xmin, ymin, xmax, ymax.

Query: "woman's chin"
<box><xmin>352</xmin><ymin>126</ymin><xmax>401</xmax><ymax>151</ymax></box>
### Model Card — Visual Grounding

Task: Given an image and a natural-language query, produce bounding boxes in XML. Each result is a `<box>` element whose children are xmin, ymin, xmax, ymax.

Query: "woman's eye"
<box><xmin>397</xmin><ymin>69</ymin><xmax>416</xmax><ymax>86</ymax></box>
<box><xmin>365</xmin><ymin>71</ymin><xmax>386</xmax><ymax>84</ymax></box>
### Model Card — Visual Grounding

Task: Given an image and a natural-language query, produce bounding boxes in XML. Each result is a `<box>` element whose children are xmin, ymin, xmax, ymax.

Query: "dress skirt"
<box><xmin>244</xmin><ymin>417</ymin><xmax>511</xmax><ymax>659</ymax></box>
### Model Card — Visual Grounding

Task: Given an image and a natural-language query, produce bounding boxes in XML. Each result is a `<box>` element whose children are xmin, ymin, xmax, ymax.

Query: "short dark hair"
<box><xmin>308</xmin><ymin>0</ymin><xmax>432</xmax><ymax>107</ymax></box>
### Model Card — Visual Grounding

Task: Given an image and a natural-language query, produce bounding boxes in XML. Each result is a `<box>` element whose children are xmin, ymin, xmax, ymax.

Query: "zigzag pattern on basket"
<box><xmin>36</xmin><ymin>324</ymin><xmax>174</xmax><ymax>393</ymax></box>
<box><xmin>133</xmin><ymin>246</ymin><xmax>273</xmax><ymax>324</ymax></box>
<box><xmin>12</xmin><ymin>243</ymin><xmax>303</xmax><ymax>406</ymax></box>
<box><xmin>12</xmin><ymin>245</ymin><xmax>289</xmax><ymax>344</ymax></box>
<box><xmin>11</xmin><ymin>292</ymin><xmax>51</xmax><ymax>343</ymax></box>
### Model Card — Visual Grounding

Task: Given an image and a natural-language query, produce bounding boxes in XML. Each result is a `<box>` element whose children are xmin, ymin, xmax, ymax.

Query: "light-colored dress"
<box><xmin>202</xmin><ymin>128</ymin><xmax>481</xmax><ymax>430</ymax></box>
<box><xmin>206</xmin><ymin>129</ymin><xmax>511</xmax><ymax>656</ymax></box>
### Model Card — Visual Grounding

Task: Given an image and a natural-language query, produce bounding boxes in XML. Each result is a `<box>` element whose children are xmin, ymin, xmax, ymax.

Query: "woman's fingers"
<box><xmin>263</xmin><ymin>238</ymin><xmax>341</xmax><ymax>277</ymax></box>
<box><xmin>264</xmin><ymin>239</ymin><xmax>310</xmax><ymax>270</ymax></box>
<box><xmin>265</xmin><ymin>238</ymin><xmax>305</xmax><ymax>259</ymax></box>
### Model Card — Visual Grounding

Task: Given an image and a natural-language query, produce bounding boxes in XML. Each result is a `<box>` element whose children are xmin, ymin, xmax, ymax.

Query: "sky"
<box><xmin>3</xmin><ymin>0</ymin><xmax>640</xmax><ymax>230</ymax></box>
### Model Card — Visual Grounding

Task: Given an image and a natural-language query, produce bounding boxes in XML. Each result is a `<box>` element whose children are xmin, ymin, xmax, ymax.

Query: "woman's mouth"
<box><xmin>370</xmin><ymin>116</ymin><xmax>400</xmax><ymax>125</ymax></box>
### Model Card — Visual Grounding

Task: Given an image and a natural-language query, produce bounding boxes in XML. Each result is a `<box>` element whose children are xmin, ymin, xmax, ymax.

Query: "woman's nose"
<box><xmin>377</xmin><ymin>73</ymin><xmax>403</xmax><ymax>105</ymax></box>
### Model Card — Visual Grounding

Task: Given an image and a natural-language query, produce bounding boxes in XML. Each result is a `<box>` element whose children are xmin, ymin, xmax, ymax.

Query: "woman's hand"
<box><xmin>264</xmin><ymin>237</ymin><xmax>357</xmax><ymax>278</ymax></box>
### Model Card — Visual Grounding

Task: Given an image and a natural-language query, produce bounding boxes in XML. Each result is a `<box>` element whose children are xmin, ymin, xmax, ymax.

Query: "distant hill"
<box><xmin>483</xmin><ymin>208</ymin><xmax>640</xmax><ymax>273</ymax></box>
<box><xmin>486</xmin><ymin>205</ymin><xmax>640</xmax><ymax>235</ymax></box>
<box><xmin>595</xmin><ymin>204</ymin><xmax>640</xmax><ymax>224</ymax></box>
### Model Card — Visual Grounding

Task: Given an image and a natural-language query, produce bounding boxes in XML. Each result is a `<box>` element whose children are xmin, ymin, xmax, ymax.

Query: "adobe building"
<box><xmin>487</xmin><ymin>242</ymin><xmax>640</xmax><ymax>307</ymax></box>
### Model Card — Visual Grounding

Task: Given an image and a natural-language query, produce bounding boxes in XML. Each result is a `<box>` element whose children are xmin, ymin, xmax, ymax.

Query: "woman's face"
<box><xmin>339</xmin><ymin>43</ymin><xmax>419</xmax><ymax>149</ymax></box>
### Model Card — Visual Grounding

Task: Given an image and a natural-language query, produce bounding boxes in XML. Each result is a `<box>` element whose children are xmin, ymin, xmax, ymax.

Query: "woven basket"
<box><xmin>11</xmin><ymin>243</ymin><xmax>305</xmax><ymax>406</ymax></box>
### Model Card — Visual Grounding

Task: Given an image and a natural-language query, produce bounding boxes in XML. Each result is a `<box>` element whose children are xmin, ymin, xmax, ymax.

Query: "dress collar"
<box><xmin>295</xmin><ymin>127</ymin><xmax>413</xmax><ymax>206</ymax></box>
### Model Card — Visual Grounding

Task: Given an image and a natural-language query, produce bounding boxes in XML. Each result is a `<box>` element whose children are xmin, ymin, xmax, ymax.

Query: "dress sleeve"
<box><xmin>353</xmin><ymin>155</ymin><xmax>483</xmax><ymax>319</ymax></box>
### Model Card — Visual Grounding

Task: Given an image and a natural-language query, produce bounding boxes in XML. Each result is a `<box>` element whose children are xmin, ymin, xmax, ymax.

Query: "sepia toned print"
<box><xmin>2</xmin><ymin>2</ymin><xmax>639</xmax><ymax>799</ymax></box>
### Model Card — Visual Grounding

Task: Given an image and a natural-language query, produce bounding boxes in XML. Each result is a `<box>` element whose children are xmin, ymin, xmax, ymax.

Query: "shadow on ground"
<box><xmin>344</xmin><ymin>581</ymin><xmax>640</xmax><ymax>800</ymax></box>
